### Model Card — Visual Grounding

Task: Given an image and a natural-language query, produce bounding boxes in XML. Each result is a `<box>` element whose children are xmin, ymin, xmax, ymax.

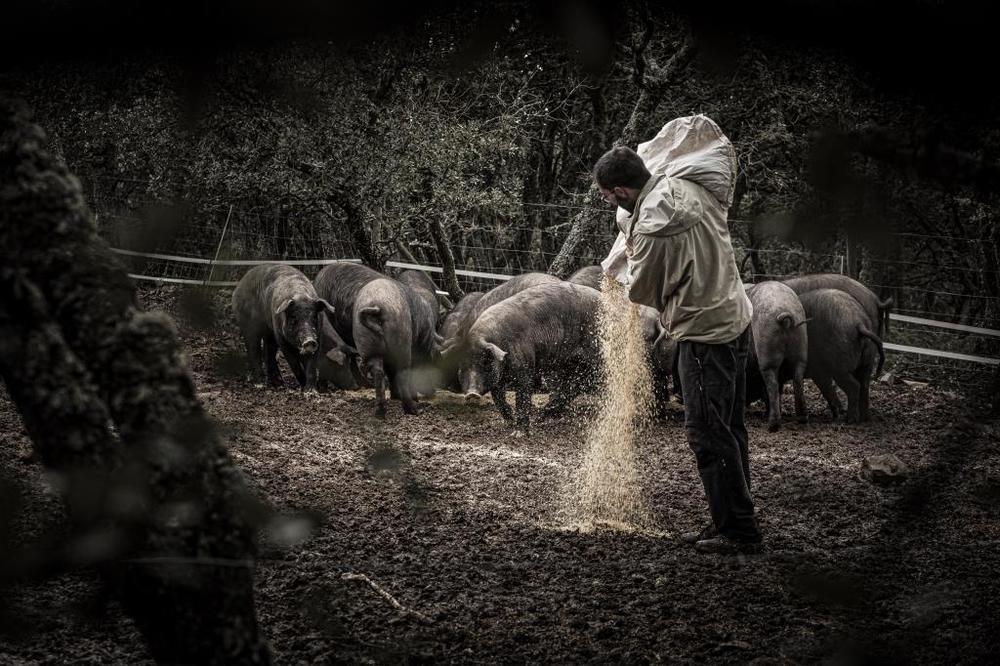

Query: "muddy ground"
<box><xmin>1</xmin><ymin>285</ymin><xmax>999</xmax><ymax>665</ymax></box>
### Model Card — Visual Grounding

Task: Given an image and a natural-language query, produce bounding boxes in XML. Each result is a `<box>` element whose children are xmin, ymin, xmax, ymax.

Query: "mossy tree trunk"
<box><xmin>0</xmin><ymin>98</ymin><xmax>271</xmax><ymax>664</ymax></box>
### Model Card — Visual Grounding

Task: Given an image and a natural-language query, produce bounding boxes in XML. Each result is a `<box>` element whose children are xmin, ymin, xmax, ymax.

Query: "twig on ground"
<box><xmin>341</xmin><ymin>572</ymin><xmax>434</xmax><ymax>625</ymax></box>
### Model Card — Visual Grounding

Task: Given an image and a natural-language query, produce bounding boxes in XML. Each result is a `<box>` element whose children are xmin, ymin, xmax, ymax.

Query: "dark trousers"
<box><xmin>678</xmin><ymin>326</ymin><xmax>761</xmax><ymax>543</ymax></box>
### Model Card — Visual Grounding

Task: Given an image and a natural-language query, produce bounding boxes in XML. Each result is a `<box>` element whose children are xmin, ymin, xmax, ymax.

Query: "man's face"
<box><xmin>599</xmin><ymin>185</ymin><xmax>638</xmax><ymax>214</ymax></box>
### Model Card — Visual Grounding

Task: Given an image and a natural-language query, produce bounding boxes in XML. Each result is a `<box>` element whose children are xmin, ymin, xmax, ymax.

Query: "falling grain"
<box><xmin>565</xmin><ymin>276</ymin><xmax>655</xmax><ymax>532</ymax></box>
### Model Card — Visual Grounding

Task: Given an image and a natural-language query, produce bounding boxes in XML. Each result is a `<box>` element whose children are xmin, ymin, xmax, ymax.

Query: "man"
<box><xmin>594</xmin><ymin>145</ymin><xmax>762</xmax><ymax>555</ymax></box>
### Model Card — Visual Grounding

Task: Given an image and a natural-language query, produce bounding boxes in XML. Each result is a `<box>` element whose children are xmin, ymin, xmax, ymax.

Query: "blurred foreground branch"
<box><xmin>0</xmin><ymin>98</ymin><xmax>271</xmax><ymax>664</ymax></box>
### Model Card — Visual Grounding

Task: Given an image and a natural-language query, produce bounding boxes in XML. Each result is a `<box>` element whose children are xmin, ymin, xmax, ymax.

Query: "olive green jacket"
<box><xmin>624</xmin><ymin>174</ymin><xmax>752</xmax><ymax>344</ymax></box>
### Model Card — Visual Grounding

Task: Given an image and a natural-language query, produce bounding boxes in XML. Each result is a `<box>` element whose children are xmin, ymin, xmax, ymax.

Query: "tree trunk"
<box><xmin>330</xmin><ymin>194</ymin><xmax>383</xmax><ymax>271</ymax></box>
<box><xmin>548</xmin><ymin>35</ymin><xmax>696</xmax><ymax>278</ymax></box>
<box><xmin>0</xmin><ymin>99</ymin><xmax>271</xmax><ymax>664</ymax></box>
<box><xmin>425</xmin><ymin>214</ymin><xmax>465</xmax><ymax>300</ymax></box>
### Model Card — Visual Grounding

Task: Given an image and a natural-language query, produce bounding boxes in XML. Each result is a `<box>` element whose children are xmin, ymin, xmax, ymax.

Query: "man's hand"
<box><xmin>625</xmin><ymin>235</ymin><xmax>634</xmax><ymax>258</ymax></box>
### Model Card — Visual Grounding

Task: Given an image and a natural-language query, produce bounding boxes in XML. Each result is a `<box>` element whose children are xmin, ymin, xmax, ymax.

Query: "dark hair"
<box><xmin>592</xmin><ymin>146</ymin><xmax>651</xmax><ymax>190</ymax></box>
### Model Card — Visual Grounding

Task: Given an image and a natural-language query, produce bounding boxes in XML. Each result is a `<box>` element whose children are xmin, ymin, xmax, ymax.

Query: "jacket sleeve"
<box><xmin>626</xmin><ymin>232</ymin><xmax>690</xmax><ymax>313</ymax></box>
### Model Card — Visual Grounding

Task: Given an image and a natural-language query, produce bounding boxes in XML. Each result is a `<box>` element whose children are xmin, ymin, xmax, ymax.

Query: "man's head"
<box><xmin>593</xmin><ymin>146</ymin><xmax>651</xmax><ymax>214</ymax></box>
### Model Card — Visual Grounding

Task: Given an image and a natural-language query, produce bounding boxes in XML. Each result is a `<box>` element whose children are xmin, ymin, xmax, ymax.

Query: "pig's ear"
<box><xmin>274</xmin><ymin>298</ymin><xmax>293</xmax><ymax>316</ymax></box>
<box><xmin>325</xmin><ymin>349</ymin><xmax>348</xmax><ymax>365</ymax></box>
<box><xmin>484</xmin><ymin>342</ymin><xmax>507</xmax><ymax>362</ymax></box>
<box><xmin>315</xmin><ymin>299</ymin><xmax>336</xmax><ymax>317</ymax></box>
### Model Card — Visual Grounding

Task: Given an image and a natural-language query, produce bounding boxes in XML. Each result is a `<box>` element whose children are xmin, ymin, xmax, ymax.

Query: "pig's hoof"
<box><xmin>375</xmin><ymin>406</ymin><xmax>387</xmax><ymax>419</ymax></box>
<box><xmin>796</xmin><ymin>415</ymin><xmax>808</xmax><ymax>424</ymax></box>
<box><xmin>404</xmin><ymin>405</ymin><xmax>420</xmax><ymax>416</ymax></box>
<box><xmin>767</xmin><ymin>421</ymin><xmax>781</xmax><ymax>432</ymax></box>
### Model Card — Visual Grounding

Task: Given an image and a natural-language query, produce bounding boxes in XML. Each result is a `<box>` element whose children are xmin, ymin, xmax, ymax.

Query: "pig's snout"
<box><xmin>465</xmin><ymin>391</ymin><xmax>483</xmax><ymax>402</ymax></box>
<box><xmin>300</xmin><ymin>339</ymin><xmax>317</xmax><ymax>356</ymax></box>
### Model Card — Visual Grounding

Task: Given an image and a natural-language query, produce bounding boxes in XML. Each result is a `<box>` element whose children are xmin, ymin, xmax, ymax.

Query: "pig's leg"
<box><xmin>278</xmin><ymin>339</ymin><xmax>307</xmax><ymax>388</ymax></box>
<box><xmin>490</xmin><ymin>382</ymin><xmax>513</xmax><ymax>421</ymax></box>
<box><xmin>513</xmin><ymin>369</ymin><xmax>533</xmax><ymax>437</ymax></box>
<box><xmin>241</xmin><ymin>329</ymin><xmax>265</xmax><ymax>385</ymax></box>
<box><xmin>489</xmin><ymin>365</ymin><xmax>514</xmax><ymax>421</ymax></box>
<box><xmin>792</xmin><ymin>361</ymin><xmax>808</xmax><ymax>423</ymax></box>
<box><xmin>835</xmin><ymin>371</ymin><xmax>862</xmax><ymax>424</ymax></box>
<box><xmin>763</xmin><ymin>367</ymin><xmax>782</xmax><ymax>432</ymax></box>
<box><xmin>541</xmin><ymin>371</ymin><xmax>583</xmax><ymax>418</ymax></box>
<box><xmin>812</xmin><ymin>374</ymin><xmax>844</xmax><ymax>419</ymax></box>
<box><xmin>397</xmin><ymin>369</ymin><xmax>420</xmax><ymax>416</ymax></box>
<box><xmin>374</xmin><ymin>366</ymin><xmax>388</xmax><ymax>418</ymax></box>
<box><xmin>858</xmin><ymin>369</ymin><xmax>872</xmax><ymax>422</ymax></box>
<box><xmin>264</xmin><ymin>335</ymin><xmax>284</xmax><ymax>388</ymax></box>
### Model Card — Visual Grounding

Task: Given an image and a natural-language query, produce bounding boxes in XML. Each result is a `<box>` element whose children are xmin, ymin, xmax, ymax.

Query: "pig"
<box><xmin>315</xmin><ymin>317</ymin><xmax>365</xmax><ymax>391</ymax></box>
<box><xmin>439</xmin><ymin>272</ymin><xmax>561</xmax><ymax>398</ymax></box>
<box><xmin>395</xmin><ymin>269</ymin><xmax>441</xmax><ymax>326</ymax></box>
<box><xmin>782</xmin><ymin>273</ymin><xmax>892</xmax><ymax>339</ymax></box>
<box><xmin>393</xmin><ymin>269</ymin><xmax>445</xmax><ymax>396</ymax></box>
<box><xmin>353</xmin><ymin>277</ymin><xmax>437</xmax><ymax>417</ymax></box>
<box><xmin>567</xmin><ymin>265</ymin><xmax>604</xmax><ymax>290</ymax></box>
<box><xmin>313</xmin><ymin>261</ymin><xmax>384</xmax><ymax>347</ymax></box>
<box><xmin>744</xmin><ymin>281</ymin><xmax>809</xmax><ymax>431</ymax></box>
<box><xmin>444</xmin><ymin>282</ymin><xmax>603</xmax><ymax>436</ymax></box>
<box><xmin>797</xmin><ymin>288</ymin><xmax>886</xmax><ymax>423</ymax></box>
<box><xmin>436</xmin><ymin>291</ymin><xmax>484</xmax><ymax>392</ymax></box>
<box><xmin>232</xmin><ymin>264</ymin><xmax>335</xmax><ymax>390</ymax></box>
<box><xmin>639</xmin><ymin>305</ymin><xmax>679</xmax><ymax>417</ymax></box>
<box><xmin>439</xmin><ymin>291</ymin><xmax>484</xmax><ymax>341</ymax></box>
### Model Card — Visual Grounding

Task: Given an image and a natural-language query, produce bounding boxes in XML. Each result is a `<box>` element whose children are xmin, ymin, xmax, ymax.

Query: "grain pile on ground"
<box><xmin>565</xmin><ymin>277</ymin><xmax>656</xmax><ymax>532</ymax></box>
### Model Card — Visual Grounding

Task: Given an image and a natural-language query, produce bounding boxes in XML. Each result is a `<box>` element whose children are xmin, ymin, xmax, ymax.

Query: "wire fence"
<box><xmin>92</xmin><ymin>185</ymin><xmax>999</xmax><ymax>395</ymax></box>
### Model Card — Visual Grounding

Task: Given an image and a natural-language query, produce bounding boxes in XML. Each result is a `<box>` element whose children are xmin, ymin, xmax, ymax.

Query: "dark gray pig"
<box><xmin>567</xmin><ymin>265</ymin><xmax>604</xmax><ymax>290</ymax></box>
<box><xmin>394</xmin><ymin>269</ymin><xmax>445</xmax><ymax>395</ymax></box>
<box><xmin>439</xmin><ymin>292</ymin><xmax>484</xmax><ymax>341</ymax></box>
<box><xmin>441</xmin><ymin>272</ymin><xmax>561</xmax><ymax>350</ymax></box>
<box><xmin>313</xmin><ymin>261</ymin><xmax>384</xmax><ymax>347</ymax></box>
<box><xmin>353</xmin><ymin>277</ymin><xmax>437</xmax><ymax>417</ymax></box>
<box><xmin>315</xmin><ymin>317</ymin><xmax>365</xmax><ymax>391</ymax></box>
<box><xmin>439</xmin><ymin>272</ymin><xmax>561</xmax><ymax>397</ymax></box>
<box><xmin>745</xmin><ymin>281</ymin><xmax>809</xmax><ymax>431</ymax></box>
<box><xmin>232</xmin><ymin>264</ymin><xmax>335</xmax><ymax>389</ymax></box>
<box><xmin>782</xmin><ymin>273</ymin><xmax>892</xmax><ymax>339</ymax></box>
<box><xmin>436</xmin><ymin>291</ymin><xmax>484</xmax><ymax>392</ymax></box>
<box><xmin>444</xmin><ymin>282</ymin><xmax>602</xmax><ymax>436</ymax></box>
<box><xmin>798</xmin><ymin>288</ymin><xmax>886</xmax><ymax>423</ymax></box>
<box><xmin>395</xmin><ymin>269</ymin><xmax>441</xmax><ymax>326</ymax></box>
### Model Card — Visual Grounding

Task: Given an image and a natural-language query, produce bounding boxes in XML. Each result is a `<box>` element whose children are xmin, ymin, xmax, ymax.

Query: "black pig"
<box><xmin>798</xmin><ymin>288</ymin><xmax>885</xmax><ymax>423</ymax></box>
<box><xmin>445</xmin><ymin>282</ymin><xmax>602</xmax><ymax>436</ymax></box>
<box><xmin>438</xmin><ymin>272</ymin><xmax>560</xmax><ymax>398</ymax></box>
<box><xmin>783</xmin><ymin>273</ymin><xmax>892</xmax><ymax>339</ymax></box>
<box><xmin>567</xmin><ymin>265</ymin><xmax>604</xmax><ymax>290</ymax></box>
<box><xmin>232</xmin><ymin>264</ymin><xmax>335</xmax><ymax>389</ymax></box>
<box><xmin>745</xmin><ymin>281</ymin><xmax>809</xmax><ymax>431</ymax></box>
<box><xmin>353</xmin><ymin>277</ymin><xmax>437</xmax><ymax>417</ymax></box>
<box><xmin>313</xmin><ymin>261</ymin><xmax>384</xmax><ymax>347</ymax></box>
